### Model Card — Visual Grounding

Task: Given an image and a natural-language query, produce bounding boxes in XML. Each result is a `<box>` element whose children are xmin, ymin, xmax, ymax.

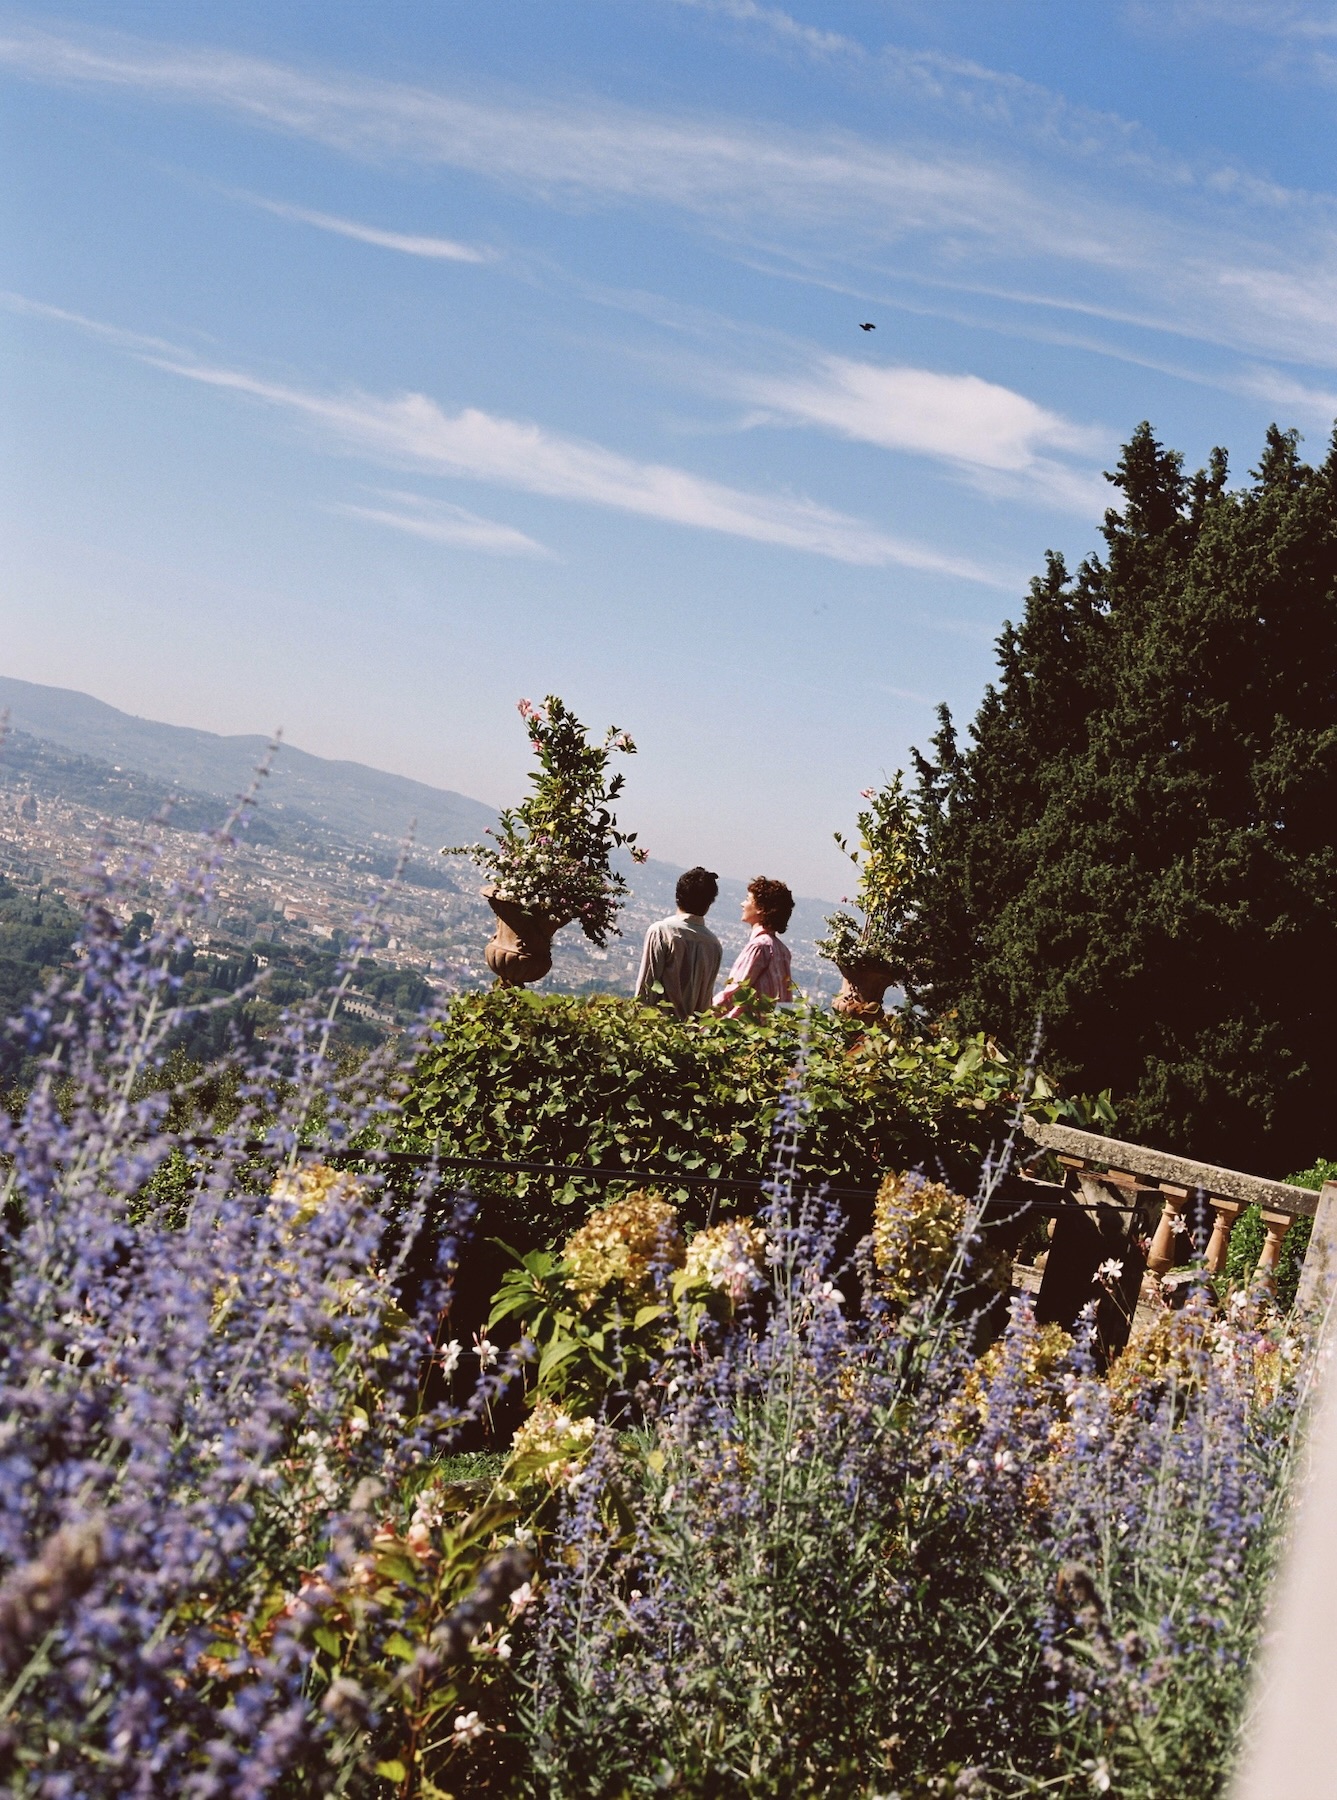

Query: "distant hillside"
<box><xmin>0</xmin><ymin>675</ymin><xmax>496</xmax><ymax>851</ymax></box>
<box><xmin>0</xmin><ymin>674</ymin><xmax>841</xmax><ymax>988</ymax></box>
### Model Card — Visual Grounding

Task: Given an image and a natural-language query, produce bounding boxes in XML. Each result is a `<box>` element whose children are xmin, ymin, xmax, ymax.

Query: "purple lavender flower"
<box><xmin>0</xmin><ymin>815</ymin><xmax>490</xmax><ymax>1793</ymax></box>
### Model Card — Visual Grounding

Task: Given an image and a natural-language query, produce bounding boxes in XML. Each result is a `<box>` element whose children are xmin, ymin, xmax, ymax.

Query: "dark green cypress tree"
<box><xmin>908</xmin><ymin>423</ymin><xmax>1337</xmax><ymax>1175</ymax></box>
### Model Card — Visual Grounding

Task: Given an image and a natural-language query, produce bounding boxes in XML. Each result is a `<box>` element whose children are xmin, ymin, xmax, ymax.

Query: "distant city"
<box><xmin>0</xmin><ymin>676</ymin><xmax>840</xmax><ymax>1017</ymax></box>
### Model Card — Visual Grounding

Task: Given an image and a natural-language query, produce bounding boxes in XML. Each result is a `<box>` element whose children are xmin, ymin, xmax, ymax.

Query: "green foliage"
<box><xmin>489</xmin><ymin>1197</ymin><xmax>766</xmax><ymax>1418</ymax></box>
<box><xmin>516</xmin><ymin>1271</ymin><xmax>1304</xmax><ymax>1800</ymax></box>
<box><xmin>906</xmin><ymin>422</ymin><xmax>1337</xmax><ymax>1176</ymax></box>
<box><xmin>816</xmin><ymin>772</ymin><xmax>928</xmax><ymax>977</ymax></box>
<box><xmin>1225</xmin><ymin>1158</ymin><xmax>1333</xmax><ymax>1309</ymax></box>
<box><xmin>445</xmin><ymin>694</ymin><xmax>646</xmax><ymax>946</ymax></box>
<box><xmin>0</xmin><ymin>877</ymin><xmax>80</xmax><ymax>1084</ymax></box>
<box><xmin>402</xmin><ymin>989</ymin><xmax>1032</xmax><ymax>1248</ymax></box>
<box><xmin>490</xmin><ymin>1243</ymin><xmax>673</xmax><ymax>1410</ymax></box>
<box><xmin>252</xmin><ymin>1476</ymin><xmax>529</xmax><ymax>1794</ymax></box>
<box><xmin>1291</xmin><ymin>1157</ymin><xmax>1337</xmax><ymax>1191</ymax></box>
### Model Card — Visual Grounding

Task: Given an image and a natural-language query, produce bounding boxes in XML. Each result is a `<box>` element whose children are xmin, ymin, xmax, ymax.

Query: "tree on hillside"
<box><xmin>905</xmin><ymin>422</ymin><xmax>1337</xmax><ymax>1176</ymax></box>
<box><xmin>0</xmin><ymin>879</ymin><xmax>81</xmax><ymax>1088</ymax></box>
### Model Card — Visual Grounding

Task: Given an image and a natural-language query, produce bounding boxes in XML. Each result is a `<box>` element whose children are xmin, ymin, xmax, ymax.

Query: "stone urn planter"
<box><xmin>482</xmin><ymin>887</ymin><xmax>568</xmax><ymax>987</ymax></box>
<box><xmin>831</xmin><ymin>957</ymin><xmax>896</xmax><ymax>1024</ymax></box>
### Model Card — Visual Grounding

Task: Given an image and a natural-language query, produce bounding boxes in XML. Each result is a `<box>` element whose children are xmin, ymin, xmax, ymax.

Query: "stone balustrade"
<box><xmin>1024</xmin><ymin>1116</ymin><xmax>1317</xmax><ymax>1273</ymax></box>
<box><xmin>1008</xmin><ymin>1119</ymin><xmax>1333</xmax><ymax>1357</ymax></box>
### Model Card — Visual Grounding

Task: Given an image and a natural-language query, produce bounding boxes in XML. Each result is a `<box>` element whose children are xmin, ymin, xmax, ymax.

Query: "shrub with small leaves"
<box><xmin>444</xmin><ymin>694</ymin><xmax>646</xmax><ymax>947</ymax></box>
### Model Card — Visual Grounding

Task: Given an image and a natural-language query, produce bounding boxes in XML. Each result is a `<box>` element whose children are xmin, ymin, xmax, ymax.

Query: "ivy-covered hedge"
<box><xmin>401</xmin><ymin>991</ymin><xmax>1040</xmax><ymax>1249</ymax></box>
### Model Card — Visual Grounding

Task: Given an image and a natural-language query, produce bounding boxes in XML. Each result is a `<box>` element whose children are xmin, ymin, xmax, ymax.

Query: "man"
<box><xmin>635</xmin><ymin>866</ymin><xmax>722</xmax><ymax>1019</ymax></box>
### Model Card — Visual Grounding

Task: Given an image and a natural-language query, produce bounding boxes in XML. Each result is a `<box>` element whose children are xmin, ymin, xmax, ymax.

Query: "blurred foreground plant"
<box><xmin>0</xmin><ymin>809</ymin><xmax>525</xmax><ymax>1796</ymax></box>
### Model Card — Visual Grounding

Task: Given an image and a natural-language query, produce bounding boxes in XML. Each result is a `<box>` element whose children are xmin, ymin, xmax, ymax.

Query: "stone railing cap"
<box><xmin>1022</xmin><ymin>1118</ymin><xmax>1319</xmax><ymax>1218</ymax></box>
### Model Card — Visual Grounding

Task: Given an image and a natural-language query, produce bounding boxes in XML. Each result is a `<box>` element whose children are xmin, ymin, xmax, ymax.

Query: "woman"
<box><xmin>714</xmin><ymin>876</ymin><xmax>794</xmax><ymax>1017</ymax></box>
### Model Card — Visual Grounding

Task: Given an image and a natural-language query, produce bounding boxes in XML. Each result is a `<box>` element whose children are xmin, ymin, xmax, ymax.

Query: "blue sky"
<box><xmin>2</xmin><ymin>2</ymin><xmax>1335</xmax><ymax>895</ymax></box>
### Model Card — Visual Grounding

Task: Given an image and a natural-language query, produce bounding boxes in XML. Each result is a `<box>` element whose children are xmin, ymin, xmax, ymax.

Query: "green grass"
<box><xmin>433</xmin><ymin>1450</ymin><xmax>506</xmax><ymax>1483</ymax></box>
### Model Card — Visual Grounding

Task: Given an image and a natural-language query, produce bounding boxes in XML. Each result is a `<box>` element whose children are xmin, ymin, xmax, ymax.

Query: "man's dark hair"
<box><xmin>748</xmin><ymin>876</ymin><xmax>794</xmax><ymax>934</ymax></box>
<box><xmin>676</xmin><ymin>866</ymin><xmax>719</xmax><ymax>914</ymax></box>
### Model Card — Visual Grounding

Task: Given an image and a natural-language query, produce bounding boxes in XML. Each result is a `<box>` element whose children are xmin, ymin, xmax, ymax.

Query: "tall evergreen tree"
<box><xmin>908</xmin><ymin>423</ymin><xmax>1337</xmax><ymax>1175</ymax></box>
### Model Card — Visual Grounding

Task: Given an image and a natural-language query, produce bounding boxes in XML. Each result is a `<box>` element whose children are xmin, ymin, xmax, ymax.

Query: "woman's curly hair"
<box><xmin>748</xmin><ymin>876</ymin><xmax>794</xmax><ymax>934</ymax></box>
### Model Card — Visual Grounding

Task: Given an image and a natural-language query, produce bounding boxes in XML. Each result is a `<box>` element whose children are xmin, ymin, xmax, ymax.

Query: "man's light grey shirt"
<box><xmin>635</xmin><ymin>912</ymin><xmax>722</xmax><ymax>1019</ymax></box>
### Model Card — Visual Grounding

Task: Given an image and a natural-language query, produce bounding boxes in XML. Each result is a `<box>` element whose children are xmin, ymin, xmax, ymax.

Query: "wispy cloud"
<box><xmin>8</xmin><ymin>15</ymin><xmax>1337</xmax><ymax>374</ymax></box>
<box><xmin>6</xmin><ymin>22</ymin><xmax>1337</xmax><ymax>373</ymax></box>
<box><xmin>1139</xmin><ymin>2</ymin><xmax>1337</xmax><ymax>37</ymax></box>
<box><xmin>329</xmin><ymin>491</ymin><xmax>554</xmax><ymax>557</ymax></box>
<box><xmin>671</xmin><ymin>1</ymin><xmax>1308</xmax><ymax>201</ymax></box>
<box><xmin>665</xmin><ymin>0</ymin><xmax>858</xmax><ymax>58</ymax></box>
<box><xmin>237</xmin><ymin>193</ymin><xmax>491</xmax><ymax>261</ymax></box>
<box><xmin>1127</xmin><ymin>2</ymin><xmax>1337</xmax><ymax>90</ymax></box>
<box><xmin>0</xmin><ymin>289</ymin><xmax>185</xmax><ymax>357</ymax></box>
<box><xmin>1234</xmin><ymin>366</ymin><xmax>1337</xmax><ymax>424</ymax></box>
<box><xmin>740</xmin><ymin>355</ymin><xmax>1109</xmax><ymax>512</ymax></box>
<box><xmin>4</xmin><ymin>288</ymin><xmax>1011</xmax><ymax>583</ymax></box>
<box><xmin>0</xmin><ymin>23</ymin><xmax>1089</xmax><ymax>260</ymax></box>
<box><xmin>151</xmin><ymin>355</ymin><xmax>1010</xmax><ymax>580</ymax></box>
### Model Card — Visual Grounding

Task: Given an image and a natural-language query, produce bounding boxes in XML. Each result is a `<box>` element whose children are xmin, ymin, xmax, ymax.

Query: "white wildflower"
<box><xmin>1094</xmin><ymin>1258</ymin><xmax>1124</xmax><ymax>1283</ymax></box>
<box><xmin>472</xmin><ymin>1331</ymin><xmax>500</xmax><ymax>1372</ymax></box>
<box><xmin>452</xmin><ymin>1710</ymin><xmax>486</xmax><ymax>1745</ymax></box>
<box><xmin>508</xmin><ymin>1580</ymin><xmax>537</xmax><ymax>1618</ymax></box>
<box><xmin>438</xmin><ymin>1340</ymin><xmax>463</xmax><ymax>1378</ymax></box>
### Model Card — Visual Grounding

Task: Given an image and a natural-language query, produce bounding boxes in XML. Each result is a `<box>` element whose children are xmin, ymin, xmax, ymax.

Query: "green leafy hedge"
<box><xmin>1225</xmin><ymin>1158</ymin><xmax>1336</xmax><ymax>1311</ymax></box>
<box><xmin>401</xmin><ymin>991</ymin><xmax>1045</xmax><ymax>1250</ymax></box>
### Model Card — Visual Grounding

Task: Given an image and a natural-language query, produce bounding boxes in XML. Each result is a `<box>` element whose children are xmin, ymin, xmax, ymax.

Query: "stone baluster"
<box><xmin>1204</xmin><ymin>1199</ymin><xmax>1242</xmax><ymax>1275</ymax></box>
<box><xmin>1146</xmin><ymin>1184</ymin><xmax>1191</xmax><ymax>1277</ymax></box>
<box><xmin>1253</xmin><ymin>1210</ymin><xmax>1296</xmax><ymax>1292</ymax></box>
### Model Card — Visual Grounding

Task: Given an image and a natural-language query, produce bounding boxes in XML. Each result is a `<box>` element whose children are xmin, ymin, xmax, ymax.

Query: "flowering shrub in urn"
<box><xmin>446</xmin><ymin>694</ymin><xmax>647</xmax><ymax>983</ymax></box>
<box><xmin>816</xmin><ymin>772</ymin><xmax>926</xmax><ymax>1018</ymax></box>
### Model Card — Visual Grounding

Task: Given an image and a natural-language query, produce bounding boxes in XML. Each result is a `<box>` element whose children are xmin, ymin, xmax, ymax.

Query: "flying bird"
<box><xmin>858</xmin><ymin>321</ymin><xmax>876</xmax><ymax>331</ymax></box>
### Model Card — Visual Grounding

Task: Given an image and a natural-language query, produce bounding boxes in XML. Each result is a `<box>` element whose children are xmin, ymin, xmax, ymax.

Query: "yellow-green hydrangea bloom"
<box><xmin>562</xmin><ymin>1191</ymin><xmax>684</xmax><ymax>1309</ymax></box>
<box><xmin>682</xmin><ymin>1218</ymin><xmax>768</xmax><ymax>1305</ymax></box>
<box><xmin>872</xmin><ymin>1170</ymin><xmax>1009</xmax><ymax>1308</ymax></box>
